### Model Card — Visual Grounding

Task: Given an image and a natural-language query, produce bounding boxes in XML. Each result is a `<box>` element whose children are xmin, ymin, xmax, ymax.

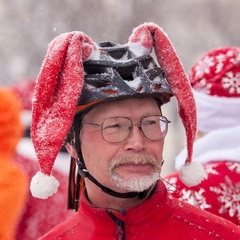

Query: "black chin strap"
<box><xmin>76</xmin><ymin>158</ymin><xmax>151</xmax><ymax>199</ymax></box>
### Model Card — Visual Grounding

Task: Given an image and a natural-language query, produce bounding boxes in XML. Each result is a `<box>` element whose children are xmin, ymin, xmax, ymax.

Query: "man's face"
<box><xmin>80</xmin><ymin>97</ymin><xmax>165</xmax><ymax>193</ymax></box>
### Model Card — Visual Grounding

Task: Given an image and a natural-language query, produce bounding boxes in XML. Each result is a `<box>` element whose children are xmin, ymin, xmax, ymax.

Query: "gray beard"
<box><xmin>110</xmin><ymin>172</ymin><xmax>160</xmax><ymax>192</ymax></box>
<box><xmin>109</xmin><ymin>155</ymin><xmax>161</xmax><ymax>192</ymax></box>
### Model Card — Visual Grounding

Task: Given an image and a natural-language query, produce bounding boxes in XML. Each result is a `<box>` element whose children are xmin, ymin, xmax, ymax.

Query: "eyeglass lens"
<box><xmin>101</xmin><ymin>116</ymin><xmax>168</xmax><ymax>142</ymax></box>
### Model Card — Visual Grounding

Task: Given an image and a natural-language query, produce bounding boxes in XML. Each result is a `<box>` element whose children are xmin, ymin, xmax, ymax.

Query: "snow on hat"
<box><xmin>190</xmin><ymin>47</ymin><xmax>240</xmax><ymax>133</ymax></box>
<box><xmin>30</xmin><ymin>23</ymin><xmax>205</xmax><ymax>199</ymax></box>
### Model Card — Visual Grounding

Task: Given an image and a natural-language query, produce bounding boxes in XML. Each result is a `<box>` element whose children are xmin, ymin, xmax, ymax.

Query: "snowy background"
<box><xmin>1</xmin><ymin>0</ymin><xmax>240</xmax><ymax>176</ymax></box>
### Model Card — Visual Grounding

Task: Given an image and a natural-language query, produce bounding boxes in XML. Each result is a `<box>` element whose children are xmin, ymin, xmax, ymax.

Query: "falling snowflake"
<box><xmin>178</xmin><ymin>188</ymin><xmax>211</xmax><ymax>210</ymax></box>
<box><xmin>210</xmin><ymin>176</ymin><xmax>240</xmax><ymax>221</ymax></box>
<box><xmin>194</xmin><ymin>56</ymin><xmax>215</xmax><ymax>79</ymax></box>
<box><xmin>222</xmin><ymin>71</ymin><xmax>240</xmax><ymax>94</ymax></box>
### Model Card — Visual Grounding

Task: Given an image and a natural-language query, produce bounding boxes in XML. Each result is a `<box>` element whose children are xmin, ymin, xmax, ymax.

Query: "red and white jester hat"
<box><xmin>30</xmin><ymin>22</ymin><xmax>205</xmax><ymax>199</ymax></box>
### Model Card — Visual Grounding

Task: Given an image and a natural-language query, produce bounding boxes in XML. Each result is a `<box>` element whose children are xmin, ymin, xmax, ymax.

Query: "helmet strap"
<box><xmin>67</xmin><ymin>156</ymin><xmax>82</xmax><ymax>211</ymax></box>
<box><xmin>67</xmin><ymin>156</ymin><xmax>77</xmax><ymax>210</ymax></box>
<box><xmin>76</xmin><ymin>157</ymin><xmax>151</xmax><ymax>199</ymax></box>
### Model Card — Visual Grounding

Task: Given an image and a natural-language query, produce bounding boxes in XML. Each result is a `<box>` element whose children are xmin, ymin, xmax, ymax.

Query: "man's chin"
<box><xmin>111</xmin><ymin>174</ymin><xmax>160</xmax><ymax>192</ymax></box>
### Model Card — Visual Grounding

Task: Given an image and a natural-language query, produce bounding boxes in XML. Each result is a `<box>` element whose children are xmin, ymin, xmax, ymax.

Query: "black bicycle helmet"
<box><xmin>75</xmin><ymin>41</ymin><xmax>172</xmax><ymax>114</ymax></box>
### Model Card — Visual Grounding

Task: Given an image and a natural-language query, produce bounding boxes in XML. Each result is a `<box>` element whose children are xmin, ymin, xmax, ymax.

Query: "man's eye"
<box><xmin>144</xmin><ymin>120</ymin><xmax>157</xmax><ymax>125</ymax></box>
<box><xmin>103</xmin><ymin>123</ymin><xmax>123</xmax><ymax>132</ymax></box>
<box><xmin>106</xmin><ymin>123</ymin><xmax>121</xmax><ymax>129</ymax></box>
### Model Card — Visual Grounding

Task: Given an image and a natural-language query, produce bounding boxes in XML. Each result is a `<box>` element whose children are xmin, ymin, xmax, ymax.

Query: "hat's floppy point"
<box><xmin>30</xmin><ymin>32</ymin><xmax>99</xmax><ymax>199</ymax></box>
<box><xmin>128</xmin><ymin>22</ymin><xmax>205</xmax><ymax>186</ymax></box>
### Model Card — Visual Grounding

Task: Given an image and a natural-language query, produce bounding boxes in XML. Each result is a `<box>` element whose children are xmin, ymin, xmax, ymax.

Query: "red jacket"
<box><xmin>39</xmin><ymin>181</ymin><xmax>240</xmax><ymax>240</ymax></box>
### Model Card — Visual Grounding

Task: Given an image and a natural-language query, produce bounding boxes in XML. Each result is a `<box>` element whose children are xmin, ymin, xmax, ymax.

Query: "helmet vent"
<box><xmin>99</xmin><ymin>41</ymin><xmax>130</xmax><ymax>60</ymax></box>
<box><xmin>114</xmin><ymin>64</ymin><xmax>137</xmax><ymax>81</ymax></box>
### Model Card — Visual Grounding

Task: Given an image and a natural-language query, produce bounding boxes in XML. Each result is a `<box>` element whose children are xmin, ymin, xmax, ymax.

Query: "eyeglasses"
<box><xmin>82</xmin><ymin>115</ymin><xmax>170</xmax><ymax>143</ymax></box>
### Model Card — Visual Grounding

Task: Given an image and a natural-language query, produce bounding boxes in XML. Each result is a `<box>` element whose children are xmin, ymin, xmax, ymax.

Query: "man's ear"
<box><xmin>65</xmin><ymin>142</ymin><xmax>78</xmax><ymax>159</ymax></box>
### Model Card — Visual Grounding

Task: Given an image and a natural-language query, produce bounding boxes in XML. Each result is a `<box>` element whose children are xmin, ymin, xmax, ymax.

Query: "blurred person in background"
<box><xmin>28</xmin><ymin>23</ymin><xmax>240</xmax><ymax>239</ymax></box>
<box><xmin>164</xmin><ymin>46</ymin><xmax>240</xmax><ymax>226</ymax></box>
<box><xmin>11</xmin><ymin>79</ymin><xmax>74</xmax><ymax>240</ymax></box>
<box><xmin>0</xmin><ymin>87</ymin><xmax>28</xmax><ymax>240</ymax></box>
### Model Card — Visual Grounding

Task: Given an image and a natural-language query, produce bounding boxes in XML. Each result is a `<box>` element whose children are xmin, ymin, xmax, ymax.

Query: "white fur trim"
<box><xmin>193</xmin><ymin>90</ymin><xmax>240</xmax><ymax>133</ymax></box>
<box><xmin>30</xmin><ymin>171</ymin><xmax>59</xmax><ymax>199</ymax></box>
<box><xmin>180</xmin><ymin>162</ymin><xmax>206</xmax><ymax>187</ymax></box>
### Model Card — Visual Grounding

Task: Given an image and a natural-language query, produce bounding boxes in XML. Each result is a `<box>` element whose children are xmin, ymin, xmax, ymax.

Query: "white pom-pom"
<box><xmin>30</xmin><ymin>171</ymin><xmax>59</xmax><ymax>199</ymax></box>
<box><xmin>180</xmin><ymin>162</ymin><xmax>206</xmax><ymax>187</ymax></box>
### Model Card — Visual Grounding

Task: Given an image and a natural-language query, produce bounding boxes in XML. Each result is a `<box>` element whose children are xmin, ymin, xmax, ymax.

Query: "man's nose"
<box><xmin>123</xmin><ymin>125</ymin><xmax>145</xmax><ymax>151</ymax></box>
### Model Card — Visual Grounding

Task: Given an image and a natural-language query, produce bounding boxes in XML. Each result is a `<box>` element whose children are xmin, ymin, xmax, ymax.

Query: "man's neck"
<box><xmin>84</xmin><ymin>180</ymin><xmax>157</xmax><ymax>211</ymax></box>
